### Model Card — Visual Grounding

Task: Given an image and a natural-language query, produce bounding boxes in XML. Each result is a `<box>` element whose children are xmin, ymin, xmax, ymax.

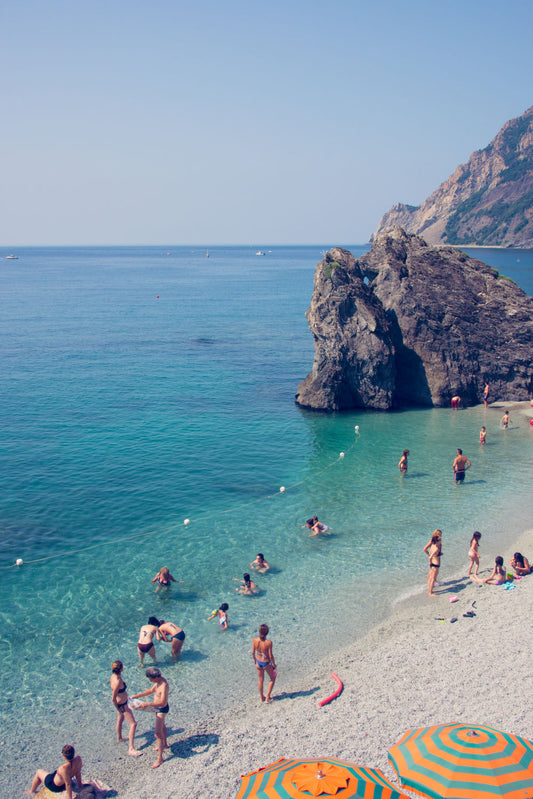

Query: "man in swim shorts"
<box><xmin>158</xmin><ymin>620</ymin><xmax>185</xmax><ymax>658</ymax></box>
<box><xmin>131</xmin><ymin>667</ymin><xmax>170</xmax><ymax>769</ymax></box>
<box><xmin>453</xmin><ymin>448</ymin><xmax>471</xmax><ymax>483</ymax></box>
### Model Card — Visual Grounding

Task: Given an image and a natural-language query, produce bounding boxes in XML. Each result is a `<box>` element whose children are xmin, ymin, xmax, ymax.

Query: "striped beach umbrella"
<box><xmin>388</xmin><ymin>723</ymin><xmax>533</xmax><ymax>799</ymax></box>
<box><xmin>236</xmin><ymin>757</ymin><xmax>409</xmax><ymax>798</ymax></box>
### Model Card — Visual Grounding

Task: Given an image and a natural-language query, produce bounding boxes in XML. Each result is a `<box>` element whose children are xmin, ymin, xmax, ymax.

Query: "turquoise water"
<box><xmin>1</xmin><ymin>244</ymin><xmax>532</xmax><ymax>789</ymax></box>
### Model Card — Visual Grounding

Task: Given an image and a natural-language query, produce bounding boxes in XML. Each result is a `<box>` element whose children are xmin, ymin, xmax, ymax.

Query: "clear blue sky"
<box><xmin>1</xmin><ymin>0</ymin><xmax>532</xmax><ymax>245</ymax></box>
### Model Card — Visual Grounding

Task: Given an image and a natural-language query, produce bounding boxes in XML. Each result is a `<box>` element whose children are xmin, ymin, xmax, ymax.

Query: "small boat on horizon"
<box><xmin>5</xmin><ymin>254</ymin><xmax>19</xmax><ymax>259</ymax></box>
<box><xmin>206</xmin><ymin>249</ymin><xmax>209</xmax><ymax>258</ymax></box>
<box><xmin>256</xmin><ymin>251</ymin><xmax>266</xmax><ymax>256</ymax></box>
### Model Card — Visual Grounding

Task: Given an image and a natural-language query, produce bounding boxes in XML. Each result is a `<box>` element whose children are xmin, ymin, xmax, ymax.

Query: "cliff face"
<box><xmin>372</xmin><ymin>105</ymin><xmax>533</xmax><ymax>247</ymax></box>
<box><xmin>295</xmin><ymin>228</ymin><xmax>533</xmax><ymax>411</ymax></box>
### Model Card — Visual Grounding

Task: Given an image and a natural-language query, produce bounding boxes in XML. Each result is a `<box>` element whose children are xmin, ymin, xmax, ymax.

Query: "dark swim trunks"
<box><xmin>455</xmin><ymin>471</ymin><xmax>465</xmax><ymax>482</ymax></box>
<box><xmin>44</xmin><ymin>771</ymin><xmax>66</xmax><ymax>793</ymax></box>
<box><xmin>172</xmin><ymin>630</ymin><xmax>185</xmax><ymax>641</ymax></box>
<box><xmin>138</xmin><ymin>642</ymin><xmax>153</xmax><ymax>653</ymax></box>
<box><xmin>157</xmin><ymin>703</ymin><xmax>170</xmax><ymax>714</ymax></box>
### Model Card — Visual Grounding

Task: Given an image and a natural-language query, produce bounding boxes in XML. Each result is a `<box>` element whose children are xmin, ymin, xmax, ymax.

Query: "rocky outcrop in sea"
<box><xmin>372</xmin><ymin>105</ymin><xmax>533</xmax><ymax>247</ymax></box>
<box><xmin>295</xmin><ymin>228</ymin><xmax>533</xmax><ymax>410</ymax></box>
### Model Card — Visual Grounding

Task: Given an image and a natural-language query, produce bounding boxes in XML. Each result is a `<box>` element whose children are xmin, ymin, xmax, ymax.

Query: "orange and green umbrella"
<box><xmin>236</xmin><ymin>757</ymin><xmax>409</xmax><ymax>798</ymax></box>
<box><xmin>388</xmin><ymin>723</ymin><xmax>533</xmax><ymax>799</ymax></box>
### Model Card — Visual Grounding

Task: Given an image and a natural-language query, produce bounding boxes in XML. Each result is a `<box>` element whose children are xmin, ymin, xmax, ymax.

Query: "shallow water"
<box><xmin>1</xmin><ymin>244</ymin><xmax>532</xmax><ymax>789</ymax></box>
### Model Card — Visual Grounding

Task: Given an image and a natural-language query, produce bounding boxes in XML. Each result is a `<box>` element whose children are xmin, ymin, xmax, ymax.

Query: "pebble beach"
<box><xmin>70</xmin><ymin>525</ymin><xmax>533</xmax><ymax>799</ymax></box>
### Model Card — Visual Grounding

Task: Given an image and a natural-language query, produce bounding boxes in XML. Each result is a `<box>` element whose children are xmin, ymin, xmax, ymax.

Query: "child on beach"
<box><xmin>151</xmin><ymin>567</ymin><xmax>178</xmax><ymax>592</ymax></box>
<box><xmin>479</xmin><ymin>426</ymin><xmax>487</xmax><ymax>444</ymax></box>
<box><xmin>481</xmin><ymin>555</ymin><xmax>507</xmax><ymax>585</ymax></box>
<box><xmin>250</xmin><ymin>553</ymin><xmax>270</xmax><ymax>573</ymax></box>
<box><xmin>208</xmin><ymin>603</ymin><xmax>229</xmax><ymax>629</ymax></box>
<box><xmin>500</xmin><ymin>410</ymin><xmax>511</xmax><ymax>429</ymax></box>
<box><xmin>467</xmin><ymin>531</ymin><xmax>481</xmax><ymax>577</ymax></box>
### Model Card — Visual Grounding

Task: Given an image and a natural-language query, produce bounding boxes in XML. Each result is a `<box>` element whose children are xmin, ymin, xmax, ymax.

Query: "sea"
<box><xmin>1</xmin><ymin>244</ymin><xmax>532</xmax><ymax>789</ymax></box>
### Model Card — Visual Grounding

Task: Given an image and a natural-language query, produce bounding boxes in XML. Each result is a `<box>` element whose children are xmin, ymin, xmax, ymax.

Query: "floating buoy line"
<box><xmin>3</xmin><ymin>426</ymin><xmax>361</xmax><ymax>570</ymax></box>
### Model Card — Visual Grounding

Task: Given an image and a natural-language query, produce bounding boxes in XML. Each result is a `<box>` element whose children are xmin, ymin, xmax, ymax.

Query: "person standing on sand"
<box><xmin>28</xmin><ymin>744</ymin><xmax>83</xmax><ymax>798</ymax></box>
<box><xmin>467</xmin><ymin>532</ymin><xmax>481</xmax><ymax>577</ymax></box>
<box><xmin>425</xmin><ymin>531</ymin><xmax>442</xmax><ymax>597</ymax></box>
<box><xmin>110</xmin><ymin>660</ymin><xmax>141</xmax><ymax>757</ymax></box>
<box><xmin>158</xmin><ymin>620</ymin><xmax>185</xmax><ymax>659</ymax></box>
<box><xmin>453</xmin><ymin>448</ymin><xmax>471</xmax><ymax>483</ymax></box>
<box><xmin>483</xmin><ymin>383</ymin><xmax>490</xmax><ymax>408</ymax></box>
<box><xmin>252</xmin><ymin>623</ymin><xmax>277</xmax><ymax>703</ymax></box>
<box><xmin>131</xmin><ymin>667</ymin><xmax>169</xmax><ymax>769</ymax></box>
<box><xmin>398</xmin><ymin>449</ymin><xmax>409</xmax><ymax>473</ymax></box>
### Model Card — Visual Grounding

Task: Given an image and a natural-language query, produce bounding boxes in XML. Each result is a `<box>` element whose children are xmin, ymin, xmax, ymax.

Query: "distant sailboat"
<box><xmin>206</xmin><ymin>249</ymin><xmax>209</xmax><ymax>258</ymax></box>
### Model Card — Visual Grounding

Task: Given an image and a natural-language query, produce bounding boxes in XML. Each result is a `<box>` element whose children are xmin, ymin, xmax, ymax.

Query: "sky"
<box><xmin>1</xmin><ymin>0</ymin><xmax>532</xmax><ymax>246</ymax></box>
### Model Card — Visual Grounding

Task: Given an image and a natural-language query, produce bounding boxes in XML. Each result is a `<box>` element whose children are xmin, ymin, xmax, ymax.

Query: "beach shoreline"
<box><xmin>60</xmin><ymin>523</ymin><xmax>533</xmax><ymax>799</ymax></box>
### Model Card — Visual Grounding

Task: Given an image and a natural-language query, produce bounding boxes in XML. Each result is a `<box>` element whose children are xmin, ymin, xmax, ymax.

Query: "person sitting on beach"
<box><xmin>110</xmin><ymin>660</ymin><xmax>141</xmax><ymax>757</ymax></box>
<box><xmin>131</xmin><ymin>667</ymin><xmax>169</xmax><ymax>770</ymax></box>
<box><xmin>467</xmin><ymin>531</ymin><xmax>481</xmax><ymax>577</ymax></box>
<box><xmin>510</xmin><ymin>552</ymin><xmax>531</xmax><ymax>576</ymax></box>
<box><xmin>233</xmin><ymin>573</ymin><xmax>259</xmax><ymax>595</ymax></box>
<box><xmin>158</xmin><ymin>620</ymin><xmax>185</xmax><ymax>658</ymax></box>
<box><xmin>398</xmin><ymin>449</ymin><xmax>409</xmax><ymax>473</ymax></box>
<box><xmin>480</xmin><ymin>426</ymin><xmax>487</xmax><ymax>444</ymax></box>
<box><xmin>500</xmin><ymin>410</ymin><xmax>511</xmax><ymax>429</ymax></box>
<box><xmin>481</xmin><ymin>555</ymin><xmax>507</xmax><ymax>585</ymax></box>
<box><xmin>303</xmin><ymin>516</ymin><xmax>331</xmax><ymax>536</ymax></box>
<box><xmin>208</xmin><ymin>603</ymin><xmax>229</xmax><ymax>629</ymax></box>
<box><xmin>137</xmin><ymin>617</ymin><xmax>162</xmax><ymax>665</ymax></box>
<box><xmin>453</xmin><ymin>448</ymin><xmax>471</xmax><ymax>483</ymax></box>
<box><xmin>151</xmin><ymin>567</ymin><xmax>177</xmax><ymax>592</ymax></box>
<box><xmin>29</xmin><ymin>744</ymin><xmax>83</xmax><ymax>798</ymax></box>
<box><xmin>425</xmin><ymin>531</ymin><xmax>442</xmax><ymax>597</ymax></box>
<box><xmin>252</xmin><ymin>623</ymin><xmax>277</xmax><ymax>703</ymax></box>
<box><xmin>250</xmin><ymin>553</ymin><xmax>270</xmax><ymax>573</ymax></box>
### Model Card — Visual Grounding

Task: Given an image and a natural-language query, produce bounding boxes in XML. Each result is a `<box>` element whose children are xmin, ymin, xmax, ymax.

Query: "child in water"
<box><xmin>500</xmin><ymin>411</ymin><xmax>511</xmax><ymax>429</ymax></box>
<box><xmin>208</xmin><ymin>603</ymin><xmax>229</xmax><ymax>629</ymax></box>
<box><xmin>467</xmin><ymin>531</ymin><xmax>481</xmax><ymax>577</ymax></box>
<box><xmin>479</xmin><ymin>426</ymin><xmax>486</xmax><ymax>444</ymax></box>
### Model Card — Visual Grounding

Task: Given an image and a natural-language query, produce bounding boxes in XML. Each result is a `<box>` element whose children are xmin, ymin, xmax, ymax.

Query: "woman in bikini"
<box><xmin>28</xmin><ymin>744</ymin><xmax>83</xmax><ymax>798</ymax></box>
<box><xmin>137</xmin><ymin>617</ymin><xmax>162</xmax><ymax>665</ymax></box>
<box><xmin>425</xmin><ymin>531</ymin><xmax>442</xmax><ymax>596</ymax></box>
<box><xmin>151</xmin><ymin>567</ymin><xmax>177</xmax><ymax>592</ymax></box>
<box><xmin>110</xmin><ymin>661</ymin><xmax>141</xmax><ymax>756</ymax></box>
<box><xmin>398</xmin><ymin>449</ymin><xmax>409</xmax><ymax>473</ymax></box>
<box><xmin>252</xmin><ymin>623</ymin><xmax>277</xmax><ymax>703</ymax></box>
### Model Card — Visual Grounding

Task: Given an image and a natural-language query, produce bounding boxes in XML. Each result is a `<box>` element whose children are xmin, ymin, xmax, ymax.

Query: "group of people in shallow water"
<box><xmin>424</xmin><ymin>527</ymin><xmax>531</xmax><ymax>597</ymax></box>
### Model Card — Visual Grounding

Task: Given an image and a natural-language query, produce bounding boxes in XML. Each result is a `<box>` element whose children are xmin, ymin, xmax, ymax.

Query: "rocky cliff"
<box><xmin>372</xmin><ymin>105</ymin><xmax>533</xmax><ymax>247</ymax></box>
<box><xmin>295</xmin><ymin>228</ymin><xmax>533</xmax><ymax>411</ymax></box>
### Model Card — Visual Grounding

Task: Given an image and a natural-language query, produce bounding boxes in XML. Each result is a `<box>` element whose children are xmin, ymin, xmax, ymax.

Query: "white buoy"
<box><xmin>279</xmin><ymin>486</ymin><xmax>286</xmax><ymax>493</ymax></box>
<box><xmin>339</xmin><ymin>452</ymin><xmax>345</xmax><ymax>458</ymax></box>
<box><xmin>15</xmin><ymin>558</ymin><xmax>23</xmax><ymax>566</ymax></box>
<box><xmin>183</xmin><ymin>519</ymin><xmax>190</xmax><ymax>526</ymax></box>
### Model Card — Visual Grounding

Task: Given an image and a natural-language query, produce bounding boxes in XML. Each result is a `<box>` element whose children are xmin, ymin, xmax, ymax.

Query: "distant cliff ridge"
<box><xmin>295</xmin><ymin>229</ymin><xmax>533</xmax><ymax>411</ymax></box>
<box><xmin>372</xmin><ymin>105</ymin><xmax>533</xmax><ymax>247</ymax></box>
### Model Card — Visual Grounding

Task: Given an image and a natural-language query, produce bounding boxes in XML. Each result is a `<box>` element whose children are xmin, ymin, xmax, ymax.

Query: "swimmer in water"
<box><xmin>479</xmin><ymin>426</ymin><xmax>487</xmax><ymax>444</ymax></box>
<box><xmin>233</xmin><ymin>573</ymin><xmax>259</xmax><ymax>595</ymax></box>
<box><xmin>303</xmin><ymin>516</ymin><xmax>331</xmax><ymax>536</ymax></box>
<box><xmin>208</xmin><ymin>603</ymin><xmax>229</xmax><ymax>629</ymax></box>
<box><xmin>250</xmin><ymin>553</ymin><xmax>270</xmax><ymax>573</ymax></box>
<box><xmin>151</xmin><ymin>567</ymin><xmax>178</xmax><ymax>592</ymax></box>
<box><xmin>500</xmin><ymin>410</ymin><xmax>511</xmax><ymax>429</ymax></box>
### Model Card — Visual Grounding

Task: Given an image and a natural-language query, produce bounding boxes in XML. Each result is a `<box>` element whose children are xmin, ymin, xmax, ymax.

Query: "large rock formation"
<box><xmin>295</xmin><ymin>228</ymin><xmax>533</xmax><ymax>410</ymax></box>
<box><xmin>372</xmin><ymin>105</ymin><xmax>533</xmax><ymax>247</ymax></box>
